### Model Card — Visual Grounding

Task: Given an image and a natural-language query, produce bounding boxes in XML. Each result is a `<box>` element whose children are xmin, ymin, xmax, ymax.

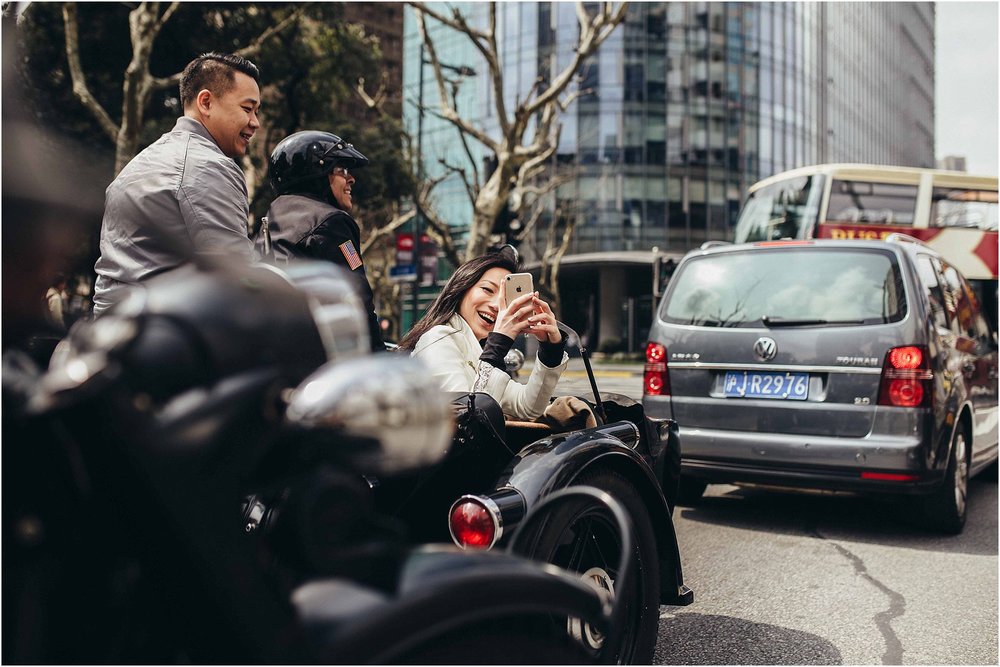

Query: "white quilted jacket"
<box><xmin>412</xmin><ymin>314</ymin><xmax>568</xmax><ymax>420</ymax></box>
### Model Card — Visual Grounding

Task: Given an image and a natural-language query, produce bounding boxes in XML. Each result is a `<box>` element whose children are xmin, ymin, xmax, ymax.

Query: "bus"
<box><xmin>733</xmin><ymin>164</ymin><xmax>998</xmax><ymax>282</ymax></box>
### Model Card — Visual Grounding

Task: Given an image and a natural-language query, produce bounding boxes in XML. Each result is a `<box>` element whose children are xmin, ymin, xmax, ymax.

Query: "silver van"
<box><xmin>642</xmin><ymin>237</ymin><xmax>998</xmax><ymax>533</ymax></box>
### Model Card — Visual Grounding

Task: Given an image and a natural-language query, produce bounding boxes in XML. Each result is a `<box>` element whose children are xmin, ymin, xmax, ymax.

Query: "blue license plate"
<box><xmin>723</xmin><ymin>371</ymin><xmax>809</xmax><ymax>400</ymax></box>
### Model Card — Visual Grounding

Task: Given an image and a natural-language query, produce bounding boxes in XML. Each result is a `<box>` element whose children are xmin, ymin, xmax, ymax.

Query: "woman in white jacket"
<box><xmin>398</xmin><ymin>246</ymin><xmax>568</xmax><ymax>421</ymax></box>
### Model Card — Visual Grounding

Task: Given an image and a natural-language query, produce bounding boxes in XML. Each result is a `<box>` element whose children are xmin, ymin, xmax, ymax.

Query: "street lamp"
<box><xmin>411</xmin><ymin>44</ymin><xmax>477</xmax><ymax>324</ymax></box>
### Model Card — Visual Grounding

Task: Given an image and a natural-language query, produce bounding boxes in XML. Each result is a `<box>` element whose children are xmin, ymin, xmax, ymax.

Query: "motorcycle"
<box><xmin>4</xmin><ymin>260</ymin><xmax>631</xmax><ymax>664</ymax></box>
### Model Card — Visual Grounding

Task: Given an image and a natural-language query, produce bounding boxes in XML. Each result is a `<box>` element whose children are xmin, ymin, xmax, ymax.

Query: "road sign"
<box><xmin>390</xmin><ymin>264</ymin><xmax>417</xmax><ymax>282</ymax></box>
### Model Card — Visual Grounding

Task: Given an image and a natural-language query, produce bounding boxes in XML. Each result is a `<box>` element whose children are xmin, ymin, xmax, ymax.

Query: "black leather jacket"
<box><xmin>260</xmin><ymin>193</ymin><xmax>384</xmax><ymax>352</ymax></box>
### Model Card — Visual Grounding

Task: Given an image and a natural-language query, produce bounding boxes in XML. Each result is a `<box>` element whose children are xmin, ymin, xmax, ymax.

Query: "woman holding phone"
<box><xmin>397</xmin><ymin>245</ymin><xmax>567</xmax><ymax>420</ymax></box>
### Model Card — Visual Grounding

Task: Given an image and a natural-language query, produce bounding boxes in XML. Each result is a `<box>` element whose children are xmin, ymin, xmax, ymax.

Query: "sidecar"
<box><xmin>374</xmin><ymin>388</ymin><xmax>692</xmax><ymax>664</ymax></box>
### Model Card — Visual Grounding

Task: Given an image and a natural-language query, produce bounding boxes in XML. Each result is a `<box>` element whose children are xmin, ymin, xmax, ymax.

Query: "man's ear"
<box><xmin>195</xmin><ymin>89</ymin><xmax>213</xmax><ymax>116</ymax></box>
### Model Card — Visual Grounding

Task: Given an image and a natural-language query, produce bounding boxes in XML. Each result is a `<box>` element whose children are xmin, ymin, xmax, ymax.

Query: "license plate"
<box><xmin>723</xmin><ymin>371</ymin><xmax>809</xmax><ymax>400</ymax></box>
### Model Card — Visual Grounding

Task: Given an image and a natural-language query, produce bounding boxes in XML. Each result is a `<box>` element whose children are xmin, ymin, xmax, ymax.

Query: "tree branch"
<box><xmin>361</xmin><ymin>208</ymin><xmax>416</xmax><ymax>254</ymax></box>
<box><xmin>523</xmin><ymin>1</ymin><xmax>626</xmax><ymax>117</ymax></box>
<box><xmin>407</xmin><ymin>1</ymin><xmax>489</xmax><ymax>40</ymax></box>
<box><xmin>234</xmin><ymin>7</ymin><xmax>304</xmax><ymax>59</ymax></box>
<box><xmin>416</xmin><ymin>11</ymin><xmax>498</xmax><ymax>152</ymax></box>
<box><xmin>356</xmin><ymin>74</ymin><xmax>387</xmax><ymax>110</ymax></box>
<box><xmin>151</xmin><ymin>7</ymin><xmax>303</xmax><ymax>92</ymax></box>
<box><xmin>438</xmin><ymin>158</ymin><xmax>479</xmax><ymax>208</ymax></box>
<box><xmin>154</xmin><ymin>1</ymin><xmax>180</xmax><ymax>31</ymax></box>
<box><xmin>63</xmin><ymin>2</ymin><xmax>119</xmax><ymax>142</ymax></box>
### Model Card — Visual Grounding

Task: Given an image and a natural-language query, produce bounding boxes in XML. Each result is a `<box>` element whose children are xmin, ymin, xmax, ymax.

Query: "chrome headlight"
<box><xmin>285</xmin><ymin>356</ymin><xmax>454</xmax><ymax>474</ymax></box>
<box><xmin>261</xmin><ymin>261</ymin><xmax>369</xmax><ymax>362</ymax></box>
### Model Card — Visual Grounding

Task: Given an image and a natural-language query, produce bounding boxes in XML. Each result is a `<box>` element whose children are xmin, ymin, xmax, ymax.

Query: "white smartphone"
<box><xmin>504</xmin><ymin>272</ymin><xmax>534</xmax><ymax>305</ymax></box>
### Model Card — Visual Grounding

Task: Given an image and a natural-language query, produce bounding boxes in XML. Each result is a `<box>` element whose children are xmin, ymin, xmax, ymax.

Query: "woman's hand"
<box><xmin>492</xmin><ymin>291</ymin><xmax>537</xmax><ymax>340</ymax></box>
<box><xmin>525</xmin><ymin>294</ymin><xmax>561</xmax><ymax>343</ymax></box>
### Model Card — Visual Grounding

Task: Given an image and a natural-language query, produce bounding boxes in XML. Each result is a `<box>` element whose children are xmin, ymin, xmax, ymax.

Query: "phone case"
<box><xmin>504</xmin><ymin>273</ymin><xmax>534</xmax><ymax>304</ymax></box>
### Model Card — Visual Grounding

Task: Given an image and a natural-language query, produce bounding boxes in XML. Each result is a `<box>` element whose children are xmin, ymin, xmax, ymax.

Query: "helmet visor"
<box><xmin>322</xmin><ymin>140</ymin><xmax>369</xmax><ymax>169</ymax></box>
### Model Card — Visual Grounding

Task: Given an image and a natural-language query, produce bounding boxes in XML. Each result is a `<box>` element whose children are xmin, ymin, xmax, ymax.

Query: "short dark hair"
<box><xmin>179</xmin><ymin>52</ymin><xmax>260</xmax><ymax>108</ymax></box>
<box><xmin>398</xmin><ymin>245</ymin><xmax>522</xmax><ymax>351</ymax></box>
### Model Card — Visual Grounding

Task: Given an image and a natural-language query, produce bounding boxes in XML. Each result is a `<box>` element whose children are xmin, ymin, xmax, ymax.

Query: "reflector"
<box><xmin>861</xmin><ymin>471</ymin><xmax>920</xmax><ymax>482</ymax></box>
<box><xmin>449</xmin><ymin>500</ymin><xmax>495</xmax><ymax>549</ymax></box>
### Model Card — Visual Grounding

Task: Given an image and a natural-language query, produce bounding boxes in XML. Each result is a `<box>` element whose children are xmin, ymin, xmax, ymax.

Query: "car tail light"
<box><xmin>449</xmin><ymin>495</ymin><xmax>500</xmax><ymax>549</ymax></box>
<box><xmin>644</xmin><ymin>342</ymin><xmax>669</xmax><ymax>396</ymax></box>
<box><xmin>877</xmin><ymin>345</ymin><xmax>932</xmax><ymax>408</ymax></box>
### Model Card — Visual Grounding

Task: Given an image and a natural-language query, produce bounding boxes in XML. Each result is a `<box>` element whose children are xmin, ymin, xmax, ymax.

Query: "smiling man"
<box><xmin>93</xmin><ymin>52</ymin><xmax>261</xmax><ymax>316</ymax></box>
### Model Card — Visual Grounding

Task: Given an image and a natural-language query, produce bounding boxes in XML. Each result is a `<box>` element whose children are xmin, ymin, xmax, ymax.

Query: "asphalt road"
<box><xmin>544</xmin><ymin>358</ymin><xmax>999</xmax><ymax>665</ymax></box>
<box><xmin>657</xmin><ymin>479</ymin><xmax>998</xmax><ymax>665</ymax></box>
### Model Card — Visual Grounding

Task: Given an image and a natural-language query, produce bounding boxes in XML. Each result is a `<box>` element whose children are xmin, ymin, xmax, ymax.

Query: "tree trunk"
<box><xmin>115</xmin><ymin>3</ymin><xmax>161</xmax><ymax>174</ymax></box>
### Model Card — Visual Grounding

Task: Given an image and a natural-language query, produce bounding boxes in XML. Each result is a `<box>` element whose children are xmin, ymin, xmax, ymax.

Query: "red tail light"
<box><xmin>644</xmin><ymin>342</ymin><xmax>670</xmax><ymax>396</ymax></box>
<box><xmin>448</xmin><ymin>496</ymin><xmax>499</xmax><ymax>549</ymax></box>
<box><xmin>877</xmin><ymin>345</ymin><xmax>932</xmax><ymax>408</ymax></box>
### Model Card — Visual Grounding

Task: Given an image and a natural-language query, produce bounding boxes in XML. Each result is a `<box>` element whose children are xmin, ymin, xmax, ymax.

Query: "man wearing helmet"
<box><xmin>260</xmin><ymin>130</ymin><xmax>384</xmax><ymax>352</ymax></box>
<box><xmin>92</xmin><ymin>52</ymin><xmax>261</xmax><ymax>316</ymax></box>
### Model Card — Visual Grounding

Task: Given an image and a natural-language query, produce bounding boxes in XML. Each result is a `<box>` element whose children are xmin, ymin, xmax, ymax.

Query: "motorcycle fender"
<box><xmin>325</xmin><ymin>546</ymin><xmax>609</xmax><ymax>663</ymax></box>
<box><xmin>495</xmin><ymin>427</ymin><xmax>693</xmax><ymax>606</ymax></box>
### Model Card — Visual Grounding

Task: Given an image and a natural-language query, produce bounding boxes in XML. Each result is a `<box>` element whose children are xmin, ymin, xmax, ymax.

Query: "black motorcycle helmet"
<box><xmin>268</xmin><ymin>131</ymin><xmax>369</xmax><ymax>197</ymax></box>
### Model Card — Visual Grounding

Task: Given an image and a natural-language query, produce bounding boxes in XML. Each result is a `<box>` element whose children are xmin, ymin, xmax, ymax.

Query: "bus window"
<box><xmin>930</xmin><ymin>187</ymin><xmax>999</xmax><ymax>231</ymax></box>
<box><xmin>826</xmin><ymin>180</ymin><xmax>918</xmax><ymax>225</ymax></box>
<box><xmin>733</xmin><ymin>175</ymin><xmax>821</xmax><ymax>242</ymax></box>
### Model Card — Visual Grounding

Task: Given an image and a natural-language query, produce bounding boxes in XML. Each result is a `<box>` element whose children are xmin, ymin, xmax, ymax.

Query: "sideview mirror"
<box><xmin>504</xmin><ymin>348</ymin><xmax>525</xmax><ymax>375</ymax></box>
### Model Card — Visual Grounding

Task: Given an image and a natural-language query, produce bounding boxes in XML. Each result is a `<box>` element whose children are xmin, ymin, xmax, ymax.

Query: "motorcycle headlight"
<box><xmin>285</xmin><ymin>356</ymin><xmax>454</xmax><ymax>474</ymax></box>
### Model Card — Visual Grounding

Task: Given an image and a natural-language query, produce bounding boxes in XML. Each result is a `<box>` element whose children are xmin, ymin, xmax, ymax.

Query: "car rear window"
<box><xmin>660</xmin><ymin>248</ymin><xmax>907</xmax><ymax>327</ymax></box>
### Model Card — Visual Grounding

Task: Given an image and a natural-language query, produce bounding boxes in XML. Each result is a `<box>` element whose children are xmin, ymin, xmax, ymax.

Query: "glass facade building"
<box><xmin>402</xmin><ymin>2</ymin><xmax>936</xmax><ymax>349</ymax></box>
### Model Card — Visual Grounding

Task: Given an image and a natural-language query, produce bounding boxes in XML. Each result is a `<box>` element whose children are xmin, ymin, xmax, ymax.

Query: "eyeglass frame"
<box><xmin>331</xmin><ymin>165</ymin><xmax>352</xmax><ymax>178</ymax></box>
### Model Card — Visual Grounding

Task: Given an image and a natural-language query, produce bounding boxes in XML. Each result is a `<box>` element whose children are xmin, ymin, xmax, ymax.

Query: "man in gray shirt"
<box><xmin>93</xmin><ymin>52</ymin><xmax>261</xmax><ymax>315</ymax></box>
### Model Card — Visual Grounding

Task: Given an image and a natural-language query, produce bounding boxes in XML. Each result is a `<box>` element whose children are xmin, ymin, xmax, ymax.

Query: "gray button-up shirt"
<box><xmin>93</xmin><ymin>116</ymin><xmax>253</xmax><ymax>315</ymax></box>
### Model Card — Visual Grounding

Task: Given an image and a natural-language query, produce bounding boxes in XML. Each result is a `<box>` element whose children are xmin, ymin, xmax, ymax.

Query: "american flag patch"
<box><xmin>339</xmin><ymin>240</ymin><xmax>363</xmax><ymax>270</ymax></box>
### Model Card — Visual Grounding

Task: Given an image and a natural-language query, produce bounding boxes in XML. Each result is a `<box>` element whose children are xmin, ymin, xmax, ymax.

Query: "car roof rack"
<box><xmin>884</xmin><ymin>232</ymin><xmax>929</xmax><ymax>248</ymax></box>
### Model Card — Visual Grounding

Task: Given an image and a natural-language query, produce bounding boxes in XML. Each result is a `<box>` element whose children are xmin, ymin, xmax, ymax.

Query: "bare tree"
<box><xmin>62</xmin><ymin>2</ymin><xmax>302</xmax><ymax>176</ymax></box>
<box><xmin>355</xmin><ymin>77</ymin><xmax>462</xmax><ymax>269</ymax></box>
<box><xmin>408</xmin><ymin>1</ymin><xmax>627</xmax><ymax>264</ymax></box>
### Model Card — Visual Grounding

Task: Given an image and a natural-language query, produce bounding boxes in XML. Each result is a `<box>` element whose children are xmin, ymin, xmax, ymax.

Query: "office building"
<box><xmin>403</xmin><ymin>2</ymin><xmax>936</xmax><ymax>351</ymax></box>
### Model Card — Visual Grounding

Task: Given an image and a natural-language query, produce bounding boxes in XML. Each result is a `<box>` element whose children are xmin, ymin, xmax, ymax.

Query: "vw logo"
<box><xmin>753</xmin><ymin>337</ymin><xmax>778</xmax><ymax>361</ymax></box>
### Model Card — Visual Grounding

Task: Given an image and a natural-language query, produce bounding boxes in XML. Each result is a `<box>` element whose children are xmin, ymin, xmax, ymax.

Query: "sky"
<box><xmin>935</xmin><ymin>1</ymin><xmax>999</xmax><ymax>174</ymax></box>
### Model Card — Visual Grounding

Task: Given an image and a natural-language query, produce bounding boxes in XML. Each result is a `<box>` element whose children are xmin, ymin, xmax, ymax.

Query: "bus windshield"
<box><xmin>733</xmin><ymin>175</ymin><xmax>824</xmax><ymax>242</ymax></box>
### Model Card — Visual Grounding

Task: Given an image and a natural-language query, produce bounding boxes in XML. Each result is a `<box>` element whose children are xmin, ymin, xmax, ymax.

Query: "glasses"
<box><xmin>332</xmin><ymin>166</ymin><xmax>351</xmax><ymax>177</ymax></box>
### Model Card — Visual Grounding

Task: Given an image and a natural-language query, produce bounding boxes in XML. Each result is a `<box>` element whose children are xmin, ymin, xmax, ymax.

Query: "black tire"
<box><xmin>676</xmin><ymin>476</ymin><xmax>707</xmax><ymax>507</ymax></box>
<box><xmin>521</xmin><ymin>470</ymin><xmax>660</xmax><ymax>664</ymax></box>
<box><xmin>923</xmin><ymin>428</ymin><xmax>969</xmax><ymax>534</ymax></box>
